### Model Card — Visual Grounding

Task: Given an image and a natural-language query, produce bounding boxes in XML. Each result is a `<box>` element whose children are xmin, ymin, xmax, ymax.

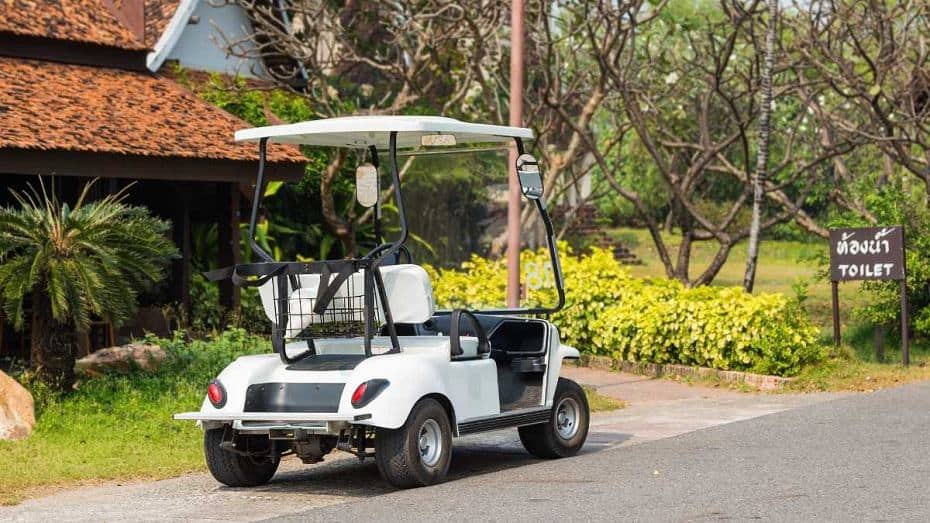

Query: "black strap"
<box><xmin>203</xmin><ymin>264</ymin><xmax>290</xmax><ymax>288</ymax></box>
<box><xmin>449</xmin><ymin>309</ymin><xmax>490</xmax><ymax>357</ymax></box>
<box><xmin>312</xmin><ymin>262</ymin><xmax>356</xmax><ymax>315</ymax></box>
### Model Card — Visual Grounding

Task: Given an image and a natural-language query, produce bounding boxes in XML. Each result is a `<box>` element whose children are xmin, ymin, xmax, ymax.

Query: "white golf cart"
<box><xmin>175</xmin><ymin>116</ymin><xmax>589</xmax><ymax>488</ymax></box>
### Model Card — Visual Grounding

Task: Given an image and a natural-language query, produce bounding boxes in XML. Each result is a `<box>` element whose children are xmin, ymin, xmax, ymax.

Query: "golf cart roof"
<box><xmin>234</xmin><ymin>115</ymin><xmax>533</xmax><ymax>149</ymax></box>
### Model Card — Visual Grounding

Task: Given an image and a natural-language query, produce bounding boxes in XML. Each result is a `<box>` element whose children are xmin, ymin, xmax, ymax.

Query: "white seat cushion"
<box><xmin>259</xmin><ymin>264</ymin><xmax>435</xmax><ymax>335</ymax></box>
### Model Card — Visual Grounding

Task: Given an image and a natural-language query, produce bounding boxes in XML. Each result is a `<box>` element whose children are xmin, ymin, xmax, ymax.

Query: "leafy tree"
<box><xmin>212</xmin><ymin>1</ymin><xmax>508</xmax><ymax>256</ymax></box>
<box><xmin>791</xmin><ymin>0</ymin><xmax>930</xmax><ymax>201</ymax></box>
<box><xmin>0</xmin><ymin>180</ymin><xmax>177</xmax><ymax>390</ymax></box>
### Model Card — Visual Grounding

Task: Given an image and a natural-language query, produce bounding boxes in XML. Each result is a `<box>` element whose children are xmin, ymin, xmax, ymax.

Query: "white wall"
<box><xmin>167</xmin><ymin>2</ymin><xmax>264</xmax><ymax>77</ymax></box>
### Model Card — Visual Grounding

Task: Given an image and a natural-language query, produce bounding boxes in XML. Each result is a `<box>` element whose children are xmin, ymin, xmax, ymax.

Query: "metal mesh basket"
<box><xmin>265</xmin><ymin>270</ymin><xmax>367</xmax><ymax>341</ymax></box>
<box><xmin>207</xmin><ymin>257</ymin><xmax>401</xmax><ymax>363</ymax></box>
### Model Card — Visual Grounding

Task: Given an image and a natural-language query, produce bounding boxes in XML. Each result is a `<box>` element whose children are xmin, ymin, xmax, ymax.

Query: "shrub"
<box><xmin>428</xmin><ymin>246</ymin><xmax>823</xmax><ymax>376</ymax></box>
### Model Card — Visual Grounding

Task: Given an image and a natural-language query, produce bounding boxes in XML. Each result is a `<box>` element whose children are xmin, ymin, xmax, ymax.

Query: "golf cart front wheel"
<box><xmin>375</xmin><ymin>398</ymin><xmax>453</xmax><ymax>488</ymax></box>
<box><xmin>204</xmin><ymin>427</ymin><xmax>280</xmax><ymax>487</ymax></box>
<box><xmin>519</xmin><ymin>378</ymin><xmax>590</xmax><ymax>459</ymax></box>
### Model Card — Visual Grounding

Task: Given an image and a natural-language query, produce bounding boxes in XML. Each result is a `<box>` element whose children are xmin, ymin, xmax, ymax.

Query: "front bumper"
<box><xmin>174</xmin><ymin>411</ymin><xmax>361</xmax><ymax>422</ymax></box>
<box><xmin>174</xmin><ymin>411</ymin><xmax>368</xmax><ymax>434</ymax></box>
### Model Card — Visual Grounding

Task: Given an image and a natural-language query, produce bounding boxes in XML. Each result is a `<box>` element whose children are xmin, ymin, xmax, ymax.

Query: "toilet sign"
<box><xmin>829</xmin><ymin>227</ymin><xmax>904</xmax><ymax>281</ymax></box>
<box><xmin>828</xmin><ymin>226</ymin><xmax>908</xmax><ymax>365</ymax></box>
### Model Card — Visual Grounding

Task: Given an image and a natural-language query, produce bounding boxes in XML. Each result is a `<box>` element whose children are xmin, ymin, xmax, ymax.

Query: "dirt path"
<box><xmin>0</xmin><ymin>366</ymin><xmax>846</xmax><ymax>522</ymax></box>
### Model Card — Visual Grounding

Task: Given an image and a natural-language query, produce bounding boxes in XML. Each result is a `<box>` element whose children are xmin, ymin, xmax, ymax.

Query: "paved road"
<box><xmin>272</xmin><ymin>381</ymin><xmax>930</xmax><ymax>522</ymax></box>
<box><xmin>0</xmin><ymin>367</ymin><xmax>843</xmax><ymax>522</ymax></box>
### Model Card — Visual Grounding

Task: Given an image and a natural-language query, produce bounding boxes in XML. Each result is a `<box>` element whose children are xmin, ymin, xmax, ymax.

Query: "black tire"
<box><xmin>204</xmin><ymin>427</ymin><xmax>280</xmax><ymax>487</ymax></box>
<box><xmin>375</xmin><ymin>398</ymin><xmax>453</xmax><ymax>488</ymax></box>
<box><xmin>519</xmin><ymin>378</ymin><xmax>589</xmax><ymax>459</ymax></box>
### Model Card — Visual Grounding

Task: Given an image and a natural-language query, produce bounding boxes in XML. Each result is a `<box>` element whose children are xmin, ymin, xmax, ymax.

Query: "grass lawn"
<box><xmin>0</xmin><ymin>378</ymin><xmax>204</xmax><ymax>505</ymax></box>
<box><xmin>583</xmin><ymin>386</ymin><xmax>625</xmax><ymax>412</ymax></box>
<box><xmin>0</xmin><ymin>330</ymin><xmax>267</xmax><ymax>506</ymax></box>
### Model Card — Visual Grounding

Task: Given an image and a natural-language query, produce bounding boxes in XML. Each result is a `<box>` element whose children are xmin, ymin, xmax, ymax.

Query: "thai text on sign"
<box><xmin>829</xmin><ymin>227</ymin><xmax>905</xmax><ymax>281</ymax></box>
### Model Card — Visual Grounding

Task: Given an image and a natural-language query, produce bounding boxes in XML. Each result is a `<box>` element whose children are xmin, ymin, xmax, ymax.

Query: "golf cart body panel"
<box><xmin>176</xmin><ymin>324</ymin><xmax>568</xmax><ymax>431</ymax></box>
<box><xmin>175</xmin><ymin>116</ymin><xmax>589</xmax><ymax>488</ymax></box>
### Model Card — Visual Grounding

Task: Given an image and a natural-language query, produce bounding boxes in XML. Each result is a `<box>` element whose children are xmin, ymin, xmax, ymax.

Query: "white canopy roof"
<box><xmin>234</xmin><ymin>115</ymin><xmax>533</xmax><ymax>149</ymax></box>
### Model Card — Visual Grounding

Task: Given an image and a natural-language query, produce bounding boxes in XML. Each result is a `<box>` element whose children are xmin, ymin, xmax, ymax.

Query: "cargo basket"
<box><xmin>205</xmin><ymin>258</ymin><xmax>401</xmax><ymax>362</ymax></box>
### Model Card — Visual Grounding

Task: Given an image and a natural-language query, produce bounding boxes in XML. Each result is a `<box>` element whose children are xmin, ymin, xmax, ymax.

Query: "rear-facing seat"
<box><xmin>259</xmin><ymin>264</ymin><xmax>436</xmax><ymax>336</ymax></box>
<box><xmin>265</xmin><ymin>264</ymin><xmax>483</xmax><ymax>359</ymax></box>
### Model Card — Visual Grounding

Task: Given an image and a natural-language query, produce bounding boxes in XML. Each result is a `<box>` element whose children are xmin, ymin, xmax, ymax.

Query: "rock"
<box><xmin>74</xmin><ymin>343</ymin><xmax>167</xmax><ymax>378</ymax></box>
<box><xmin>0</xmin><ymin>370</ymin><xmax>36</xmax><ymax>440</ymax></box>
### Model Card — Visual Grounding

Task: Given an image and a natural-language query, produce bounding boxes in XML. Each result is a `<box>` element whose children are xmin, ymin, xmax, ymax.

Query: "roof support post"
<box><xmin>247</xmin><ymin>138</ymin><xmax>274</xmax><ymax>262</ymax></box>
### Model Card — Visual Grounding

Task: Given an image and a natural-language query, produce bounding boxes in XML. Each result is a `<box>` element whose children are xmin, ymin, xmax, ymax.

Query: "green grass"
<box><xmin>583</xmin><ymin>386</ymin><xmax>625</xmax><ymax>412</ymax></box>
<box><xmin>0</xmin><ymin>329</ymin><xmax>268</xmax><ymax>506</ymax></box>
<box><xmin>787</xmin><ymin>345</ymin><xmax>930</xmax><ymax>392</ymax></box>
<box><xmin>610</xmin><ymin>227</ymin><xmax>867</xmax><ymax>329</ymax></box>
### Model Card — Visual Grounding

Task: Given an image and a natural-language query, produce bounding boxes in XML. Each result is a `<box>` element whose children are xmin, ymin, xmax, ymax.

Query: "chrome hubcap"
<box><xmin>418</xmin><ymin>419</ymin><xmax>442</xmax><ymax>467</ymax></box>
<box><xmin>555</xmin><ymin>397</ymin><xmax>580</xmax><ymax>439</ymax></box>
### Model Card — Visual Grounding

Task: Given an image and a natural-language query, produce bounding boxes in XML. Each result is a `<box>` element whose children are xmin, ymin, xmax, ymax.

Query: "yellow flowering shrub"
<box><xmin>427</xmin><ymin>245</ymin><xmax>823</xmax><ymax>377</ymax></box>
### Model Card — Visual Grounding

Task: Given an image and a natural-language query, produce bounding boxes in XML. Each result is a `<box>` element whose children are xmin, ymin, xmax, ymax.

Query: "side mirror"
<box><xmin>356</xmin><ymin>163</ymin><xmax>379</xmax><ymax>208</ymax></box>
<box><xmin>516</xmin><ymin>153</ymin><xmax>543</xmax><ymax>200</ymax></box>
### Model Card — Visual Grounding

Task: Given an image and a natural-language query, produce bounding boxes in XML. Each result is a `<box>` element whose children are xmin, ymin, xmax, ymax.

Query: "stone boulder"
<box><xmin>74</xmin><ymin>343</ymin><xmax>167</xmax><ymax>378</ymax></box>
<box><xmin>0</xmin><ymin>370</ymin><xmax>35</xmax><ymax>440</ymax></box>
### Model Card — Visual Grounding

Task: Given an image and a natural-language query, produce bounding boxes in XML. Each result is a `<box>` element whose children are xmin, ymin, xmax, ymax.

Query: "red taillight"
<box><xmin>351</xmin><ymin>382</ymin><xmax>368</xmax><ymax>406</ymax></box>
<box><xmin>207</xmin><ymin>381</ymin><xmax>226</xmax><ymax>408</ymax></box>
<box><xmin>351</xmin><ymin>379</ymin><xmax>388</xmax><ymax>408</ymax></box>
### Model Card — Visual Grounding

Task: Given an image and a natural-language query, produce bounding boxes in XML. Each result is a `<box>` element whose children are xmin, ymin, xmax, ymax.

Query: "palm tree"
<box><xmin>0</xmin><ymin>179</ymin><xmax>177</xmax><ymax>390</ymax></box>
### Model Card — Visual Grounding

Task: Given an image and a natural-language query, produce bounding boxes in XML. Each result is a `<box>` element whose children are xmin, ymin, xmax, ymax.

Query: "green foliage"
<box><xmin>833</xmin><ymin>186</ymin><xmax>930</xmax><ymax>338</ymax></box>
<box><xmin>428</xmin><ymin>246</ymin><xmax>823</xmax><ymax>376</ymax></box>
<box><xmin>187</xmin><ymin>273</ymin><xmax>267</xmax><ymax>335</ymax></box>
<box><xmin>0</xmin><ymin>329</ymin><xmax>267</xmax><ymax>505</ymax></box>
<box><xmin>0</xmin><ymin>180</ymin><xmax>177</xmax><ymax>330</ymax></box>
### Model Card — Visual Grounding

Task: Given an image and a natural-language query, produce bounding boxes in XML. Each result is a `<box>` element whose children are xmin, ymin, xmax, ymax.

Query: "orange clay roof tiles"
<box><xmin>0</xmin><ymin>57</ymin><xmax>305</xmax><ymax>164</ymax></box>
<box><xmin>0</xmin><ymin>0</ymin><xmax>148</xmax><ymax>50</ymax></box>
<box><xmin>144</xmin><ymin>0</ymin><xmax>180</xmax><ymax>46</ymax></box>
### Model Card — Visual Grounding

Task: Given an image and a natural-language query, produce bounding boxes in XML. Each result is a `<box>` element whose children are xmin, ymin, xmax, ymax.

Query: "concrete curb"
<box><xmin>579</xmin><ymin>354</ymin><xmax>794</xmax><ymax>391</ymax></box>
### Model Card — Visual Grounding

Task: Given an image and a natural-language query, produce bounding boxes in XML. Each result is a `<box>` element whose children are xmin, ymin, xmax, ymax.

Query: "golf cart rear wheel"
<box><xmin>204</xmin><ymin>428</ymin><xmax>280</xmax><ymax>487</ymax></box>
<box><xmin>375</xmin><ymin>398</ymin><xmax>452</xmax><ymax>488</ymax></box>
<box><xmin>519</xmin><ymin>378</ymin><xmax>589</xmax><ymax>459</ymax></box>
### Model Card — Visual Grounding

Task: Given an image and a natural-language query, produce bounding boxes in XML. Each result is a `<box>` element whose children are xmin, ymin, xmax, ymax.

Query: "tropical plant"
<box><xmin>0</xmin><ymin>180</ymin><xmax>178</xmax><ymax>390</ymax></box>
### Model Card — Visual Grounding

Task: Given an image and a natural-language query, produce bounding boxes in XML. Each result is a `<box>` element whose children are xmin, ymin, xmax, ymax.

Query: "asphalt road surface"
<box><xmin>272</xmin><ymin>381</ymin><xmax>930</xmax><ymax>522</ymax></box>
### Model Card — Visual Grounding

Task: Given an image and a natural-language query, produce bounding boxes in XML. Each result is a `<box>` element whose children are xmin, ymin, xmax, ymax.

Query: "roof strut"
<box><xmin>248</xmin><ymin>137</ymin><xmax>274</xmax><ymax>262</ymax></box>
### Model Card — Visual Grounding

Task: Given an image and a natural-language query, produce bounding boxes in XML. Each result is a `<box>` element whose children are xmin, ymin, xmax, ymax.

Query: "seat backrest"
<box><xmin>377</xmin><ymin>264</ymin><xmax>435</xmax><ymax>324</ymax></box>
<box><xmin>257</xmin><ymin>264</ymin><xmax>435</xmax><ymax>331</ymax></box>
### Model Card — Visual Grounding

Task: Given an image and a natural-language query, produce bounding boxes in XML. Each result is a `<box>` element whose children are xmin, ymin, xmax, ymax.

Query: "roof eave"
<box><xmin>146</xmin><ymin>0</ymin><xmax>200</xmax><ymax>72</ymax></box>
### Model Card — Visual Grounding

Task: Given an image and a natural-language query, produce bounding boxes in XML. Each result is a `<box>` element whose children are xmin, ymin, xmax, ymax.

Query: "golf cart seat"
<box><xmin>258</xmin><ymin>264</ymin><xmax>436</xmax><ymax>336</ymax></box>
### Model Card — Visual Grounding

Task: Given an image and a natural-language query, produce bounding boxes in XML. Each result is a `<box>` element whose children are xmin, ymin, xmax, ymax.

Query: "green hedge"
<box><xmin>427</xmin><ymin>246</ymin><xmax>823</xmax><ymax>377</ymax></box>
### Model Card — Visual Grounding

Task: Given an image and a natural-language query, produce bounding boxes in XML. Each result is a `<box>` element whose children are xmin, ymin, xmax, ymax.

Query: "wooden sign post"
<box><xmin>828</xmin><ymin>226</ymin><xmax>908</xmax><ymax>365</ymax></box>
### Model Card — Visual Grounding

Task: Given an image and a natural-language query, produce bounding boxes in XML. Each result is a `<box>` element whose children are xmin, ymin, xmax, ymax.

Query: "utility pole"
<box><xmin>506</xmin><ymin>0</ymin><xmax>524</xmax><ymax>308</ymax></box>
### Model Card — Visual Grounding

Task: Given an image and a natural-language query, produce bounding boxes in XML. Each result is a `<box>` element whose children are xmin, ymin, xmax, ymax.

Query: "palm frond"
<box><xmin>0</xmin><ymin>178</ymin><xmax>178</xmax><ymax>331</ymax></box>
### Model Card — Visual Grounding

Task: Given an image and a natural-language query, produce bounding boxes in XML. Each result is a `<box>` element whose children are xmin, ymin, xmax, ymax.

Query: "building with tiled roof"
<box><xmin>0</xmin><ymin>0</ymin><xmax>306</xmax><ymax>359</ymax></box>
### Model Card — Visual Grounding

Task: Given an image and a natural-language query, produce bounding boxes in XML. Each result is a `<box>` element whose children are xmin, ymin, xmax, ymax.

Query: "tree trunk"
<box><xmin>743</xmin><ymin>0</ymin><xmax>777</xmax><ymax>293</ymax></box>
<box><xmin>30</xmin><ymin>290</ymin><xmax>77</xmax><ymax>391</ymax></box>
